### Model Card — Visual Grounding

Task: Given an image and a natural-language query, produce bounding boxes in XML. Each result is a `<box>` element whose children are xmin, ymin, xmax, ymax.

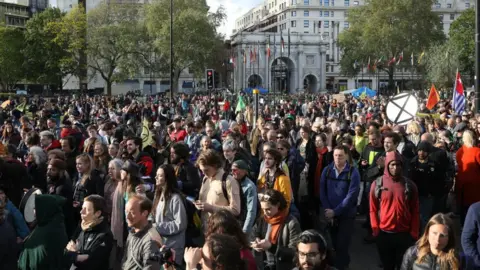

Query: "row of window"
<box><xmin>439</xmin><ymin>14</ymin><xmax>456</xmax><ymax>20</ymax></box>
<box><xmin>298</xmin><ymin>20</ymin><xmax>349</xmax><ymax>28</ymax></box>
<box><xmin>435</xmin><ymin>2</ymin><xmax>471</xmax><ymax>8</ymax></box>
<box><xmin>292</xmin><ymin>10</ymin><xmax>346</xmax><ymax>17</ymax></box>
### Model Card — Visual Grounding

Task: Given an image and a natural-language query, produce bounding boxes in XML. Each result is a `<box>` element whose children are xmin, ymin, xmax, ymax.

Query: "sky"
<box><xmin>206</xmin><ymin>0</ymin><xmax>262</xmax><ymax>38</ymax></box>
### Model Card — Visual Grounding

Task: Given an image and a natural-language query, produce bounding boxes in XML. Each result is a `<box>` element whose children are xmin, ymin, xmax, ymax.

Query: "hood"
<box><xmin>35</xmin><ymin>194</ymin><xmax>65</xmax><ymax>226</ymax></box>
<box><xmin>383</xmin><ymin>151</ymin><xmax>403</xmax><ymax>179</ymax></box>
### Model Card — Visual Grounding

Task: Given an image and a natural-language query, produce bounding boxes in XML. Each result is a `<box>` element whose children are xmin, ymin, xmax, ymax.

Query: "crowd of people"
<box><xmin>0</xmin><ymin>92</ymin><xmax>480</xmax><ymax>270</ymax></box>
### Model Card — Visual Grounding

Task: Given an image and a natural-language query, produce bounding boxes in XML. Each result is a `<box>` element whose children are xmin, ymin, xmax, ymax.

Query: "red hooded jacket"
<box><xmin>369</xmin><ymin>151</ymin><xmax>420</xmax><ymax>240</ymax></box>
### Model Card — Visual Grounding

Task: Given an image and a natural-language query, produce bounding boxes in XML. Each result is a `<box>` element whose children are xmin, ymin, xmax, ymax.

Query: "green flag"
<box><xmin>235</xmin><ymin>94</ymin><xmax>246</xmax><ymax>113</ymax></box>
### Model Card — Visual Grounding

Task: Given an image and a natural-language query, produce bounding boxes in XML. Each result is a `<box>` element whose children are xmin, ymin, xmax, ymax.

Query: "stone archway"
<box><xmin>247</xmin><ymin>74</ymin><xmax>263</xmax><ymax>88</ymax></box>
<box><xmin>270</xmin><ymin>57</ymin><xmax>296</xmax><ymax>94</ymax></box>
<box><xmin>303</xmin><ymin>74</ymin><xmax>318</xmax><ymax>93</ymax></box>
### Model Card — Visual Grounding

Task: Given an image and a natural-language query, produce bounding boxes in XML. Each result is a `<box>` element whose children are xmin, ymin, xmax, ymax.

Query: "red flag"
<box><xmin>426</xmin><ymin>83</ymin><xmax>440</xmax><ymax>110</ymax></box>
<box><xmin>455</xmin><ymin>70</ymin><xmax>464</xmax><ymax>95</ymax></box>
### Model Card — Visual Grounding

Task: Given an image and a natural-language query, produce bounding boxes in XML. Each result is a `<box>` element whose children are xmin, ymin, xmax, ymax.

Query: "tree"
<box><xmin>448</xmin><ymin>8</ymin><xmax>474</xmax><ymax>82</ymax></box>
<box><xmin>145</xmin><ymin>0</ymin><xmax>226</xmax><ymax>94</ymax></box>
<box><xmin>23</xmin><ymin>8</ymin><xmax>66</xmax><ymax>87</ymax></box>
<box><xmin>87</xmin><ymin>3</ymin><xmax>147</xmax><ymax>96</ymax></box>
<box><xmin>424</xmin><ymin>43</ymin><xmax>460</xmax><ymax>88</ymax></box>
<box><xmin>0</xmin><ymin>25</ymin><xmax>25</xmax><ymax>91</ymax></box>
<box><xmin>338</xmin><ymin>0</ymin><xmax>445</xmax><ymax>89</ymax></box>
<box><xmin>48</xmin><ymin>4</ymin><xmax>87</xmax><ymax>89</ymax></box>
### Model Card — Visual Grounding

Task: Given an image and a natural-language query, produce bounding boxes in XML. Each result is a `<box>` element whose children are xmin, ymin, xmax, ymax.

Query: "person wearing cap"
<box><xmin>231</xmin><ymin>159</ymin><xmax>258</xmax><ymax>235</ymax></box>
<box><xmin>408</xmin><ymin>141</ymin><xmax>444</xmax><ymax>231</ymax></box>
<box><xmin>170</xmin><ymin>116</ymin><xmax>187</xmax><ymax>142</ymax></box>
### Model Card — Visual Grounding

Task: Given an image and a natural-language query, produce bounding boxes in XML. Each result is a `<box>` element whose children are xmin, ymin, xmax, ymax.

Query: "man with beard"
<box><xmin>170</xmin><ymin>142</ymin><xmax>200</xmax><ymax>198</ymax></box>
<box><xmin>293</xmin><ymin>230</ymin><xmax>336</xmax><ymax>270</ymax></box>
<box><xmin>46</xmin><ymin>158</ymin><xmax>75</xmax><ymax>237</ymax></box>
<box><xmin>126</xmin><ymin>137</ymin><xmax>154</xmax><ymax>181</ymax></box>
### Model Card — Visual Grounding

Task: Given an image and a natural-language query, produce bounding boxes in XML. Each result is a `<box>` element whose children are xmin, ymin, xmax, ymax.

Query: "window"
<box><xmin>326</xmin><ymin>54</ymin><xmax>330</xmax><ymax>61</ymax></box>
<box><xmin>435</xmin><ymin>2</ymin><xmax>441</xmax><ymax>8</ymax></box>
<box><xmin>450</xmin><ymin>13</ymin><xmax>454</xmax><ymax>20</ymax></box>
<box><xmin>344</xmin><ymin>11</ymin><xmax>349</xmax><ymax>17</ymax></box>
<box><xmin>331</xmin><ymin>11</ymin><xmax>334</xmax><ymax>17</ymax></box>
<box><xmin>324</xmin><ymin>11</ymin><xmax>329</xmax><ymax>16</ymax></box>
<box><xmin>291</xmin><ymin>0</ymin><xmax>297</xmax><ymax>4</ymax></box>
<box><xmin>304</xmin><ymin>20</ymin><xmax>309</xmax><ymax>27</ymax></box>
<box><xmin>292</xmin><ymin>20</ymin><xmax>297</xmax><ymax>27</ymax></box>
<box><xmin>331</xmin><ymin>0</ymin><xmax>335</xmax><ymax>6</ymax></box>
<box><xmin>353</xmin><ymin>0</ymin><xmax>359</xmax><ymax>5</ymax></box>
<box><xmin>447</xmin><ymin>3</ymin><xmax>452</xmax><ymax>8</ymax></box>
<box><xmin>324</xmin><ymin>0</ymin><xmax>329</xmax><ymax>6</ymax></box>
<box><xmin>466</xmin><ymin>2</ymin><xmax>470</xmax><ymax>8</ymax></box>
<box><xmin>304</xmin><ymin>0</ymin><xmax>309</xmax><ymax>5</ymax></box>
<box><xmin>324</xmin><ymin>21</ymin><xmax>329</xmax><ymax>28</ymax></box>
<box><xmin>292</xmin><ymin>11</ymin><xmax>296</xmax><ymax>16</ymax></box>
<box><xmin>304</xmin><ymin>10</ymin><xmax>309</xmax><ymax>16</ymax></box>
<box><xmin>319</xmin><ymin>10</ymin><xmax>323</xmax><ymax>17</ymax></box>
<box><xmin>344</xmin><ymin>22</ymin><xmax>349</xmax><ymax>28</ymax></box>
<box><xmin>439</xmin><ymin>14</ymin><xmax>443</xmax><ymax>20</ymax></box>
<box><xmin>344</xmin><ymin>0</ymin><xmax>349</xmax><ymax>6</ymax></box>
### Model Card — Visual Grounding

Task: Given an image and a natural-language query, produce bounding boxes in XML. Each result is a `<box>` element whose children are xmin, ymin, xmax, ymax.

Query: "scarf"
<box><xmin>264</xmin><ymin>209</ymin><xmax>289</xmax><ymax>245</ymax></box>
<box><xmin>81</xmin><ymin>216</ymin><xmax>104</xmax><ymax>231</ymax></box>
<box><xmin>111</xmin><ymin>181</ymin><xmax>125</xmax><ymax>247</ymax></box>
<box><xmin>315</xmin><ymin>147</ymin><xmax>328</xmax><ymax>198</ymax></box>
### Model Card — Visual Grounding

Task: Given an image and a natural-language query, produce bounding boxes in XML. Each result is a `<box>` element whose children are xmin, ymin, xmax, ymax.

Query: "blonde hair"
<box><xmin>406</xmin><ymin>121</ymin><xmax>421</xmax><ymax>135</ymax></box>
<box><xmin>415</xmin><ymin>213</ymin><xmax>458</xmax><ymax>269</ymax></box>
<box><xmin>462</xmin><ymin>130</ymin><xmax>475</xmax><ymax>148</ymax></box>
<box><xmin>76</xmin><ymin>153</ymin><xmax>94</xmax><ymax>185</ymax></box>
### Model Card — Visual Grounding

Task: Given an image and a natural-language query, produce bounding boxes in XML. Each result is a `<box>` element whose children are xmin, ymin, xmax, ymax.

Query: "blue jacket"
<box><xmin>241</xmin><ymin>176</ymin><xmax>258</xmax><ymax>234</ymax></box>
<box><xmin>6</xmin><ymin>200</ymin><xmax>29</xmax><ymax>239</ymax></box>
<box><xmin>462</xmin><ymin>202</ymin><xmax>480</xmax><ymax>269</ymax></box>
<box><xmin>319</xmin><ymin>162</ymin><xmax>360</xmax><ymax>218</ymax></box>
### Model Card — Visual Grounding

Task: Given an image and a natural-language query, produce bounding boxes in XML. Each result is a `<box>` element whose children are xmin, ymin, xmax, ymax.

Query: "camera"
<box><xmin>149</xmin><ymin>248</ymin><xmax>174</xmax><ymax>265</ymax></box>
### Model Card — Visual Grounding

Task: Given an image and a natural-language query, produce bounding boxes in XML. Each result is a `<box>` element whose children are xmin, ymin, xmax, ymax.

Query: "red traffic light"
<box><xmin>207</xmin><ymin>71</ymin><xmax>212</xmax><ymax>76</ymax></box>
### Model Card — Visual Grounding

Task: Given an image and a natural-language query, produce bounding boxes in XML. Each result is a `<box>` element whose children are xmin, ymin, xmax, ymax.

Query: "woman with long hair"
<box><xmin>1</xmin><ymin>120</ymin><xmax>20</xmax><ymax>147</ymax></box>
<box><xmin>120</xmin><ymin>160</ymin><xmax>144</xmax><ymax>203</ymax></box>
<box><xmin>252</xmin><ymin>189</ymin><xmax>301</xmax><ymax>270</ymax></box>
<box><xmin>401</xmin><ymin>213</ymin><xmax>459</xmax><ymax>270</ymax></box>
<box><xmin>93</xmin><ymin>142</ymin><xmax>110</xmax><ymax>177</ymax></box>
<box><xmin>151</xmin><ymin>164</ymin><xmax>187</xmax><ymax>266</ymax></box>
<box><xmin>108</xmin><ymin>159</ymin><xmax>126</xmax><ymax>270</ymax></box>
<box><xmin>205</xmin><ymin>209</ymin><xmax>257</xmax><ymax>270</ymax></box>
<box><xmin>26</xmin><ymin>146</ymin><xmax>48</xmax><ymax>192</ymax></box>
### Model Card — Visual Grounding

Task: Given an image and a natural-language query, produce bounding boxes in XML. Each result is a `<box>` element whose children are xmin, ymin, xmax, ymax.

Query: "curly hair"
<box><xmin>205</xmin><ymin>209</ymin><xmax>249</xmax><ymax>249</ymax></box>
<box><xmin>415</xmin><ymin>213</ymin><xmax>458</xmax><ymax>269</ymax></box>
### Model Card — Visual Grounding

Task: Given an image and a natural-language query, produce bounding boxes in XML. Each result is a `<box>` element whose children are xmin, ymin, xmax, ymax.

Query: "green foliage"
<box><xmin>23</xmin><ymin>8</ymin><xmax>66</xmax><ymax>85</ymax></box>
<box><xmin>424</xmin><ymin>43</ymin><xmax>460</xmax><ymax>88</ymax></box>
<box><xmin>338</xmin><ymin>0</ymin><xmax>445</xmax><ymax>87</ymax></box>
<box><xmin>86</xmin><ymin>3</ymin><xmax>147</xmax><ymax>96</ymax></box>
<box><xmin>448</xmin><ymin>8</ymin><xmax>474</xmax><ymax>80</ymax></box>
<box><xmin>0</xmin><ymin>25</ymin><xmax>25</xmax><ymax>91</ymax></box>
<box><xmin>145</xmin><ymin>0</ymin><xmax>226</xmax><ymax>90</ymax></box>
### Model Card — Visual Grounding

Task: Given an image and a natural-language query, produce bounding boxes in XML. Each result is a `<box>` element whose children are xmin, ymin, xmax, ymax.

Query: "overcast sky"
<box><xmin>207</xmin><ymin>0</ymin><xmax>262</xmax><ymax>38</ymax></box>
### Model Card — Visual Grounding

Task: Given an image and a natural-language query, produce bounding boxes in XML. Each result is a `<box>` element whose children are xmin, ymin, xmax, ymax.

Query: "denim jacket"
<box><xmin>241</xmin><ymin>176</ymin><xmax>258</xmax><ymax>234</ymax></box>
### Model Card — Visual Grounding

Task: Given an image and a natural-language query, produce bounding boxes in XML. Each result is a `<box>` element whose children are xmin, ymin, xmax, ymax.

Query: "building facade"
<box><xmin>232</xmin><ymin>32</ymin><xmax>328</xmax><ymax>94</ymax></box>
<box><xmin>0</xmin><ymin>0</ymin><xmax>29</xmax><ymax>27</ymax></box>
<box><xmin>233</xmin><ymin>0</ymin><xmax>473</xmax><ymax>91</ymax></box>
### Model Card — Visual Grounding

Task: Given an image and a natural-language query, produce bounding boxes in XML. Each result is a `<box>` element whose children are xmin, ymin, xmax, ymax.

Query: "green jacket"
<box><xmin>18</xmin><ymin>194</ymin><xmax>69</xmax><ymax>270</ymax></box>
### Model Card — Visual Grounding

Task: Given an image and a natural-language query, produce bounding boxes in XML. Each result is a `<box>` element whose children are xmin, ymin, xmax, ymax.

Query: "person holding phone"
<box><xmin>151</xmin><ymin>164</ymin><xmax>187</xmax><ymax>266</ymax></box>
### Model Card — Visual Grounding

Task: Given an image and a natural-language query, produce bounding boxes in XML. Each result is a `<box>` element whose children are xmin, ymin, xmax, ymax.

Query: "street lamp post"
<box><xmin>169</xmin><ymin>0</ymin><xmax>174</xmax><ymax>102</ymax></box>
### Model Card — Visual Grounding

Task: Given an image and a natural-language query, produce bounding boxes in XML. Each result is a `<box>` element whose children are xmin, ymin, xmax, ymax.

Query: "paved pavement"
<box><xmin>349</xmin><ymin>216</ymin><xmax>381</xmax><ymax>270</ymax></box>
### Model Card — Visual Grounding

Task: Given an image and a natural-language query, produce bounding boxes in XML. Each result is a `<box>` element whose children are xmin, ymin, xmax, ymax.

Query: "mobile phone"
<box><xmin>186</xmin><ymin>196</ymin><xmax>196</xmax><ymax>203</ymax></box>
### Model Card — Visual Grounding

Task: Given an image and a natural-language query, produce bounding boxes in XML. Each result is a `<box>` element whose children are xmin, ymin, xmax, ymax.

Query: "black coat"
<box><xmin>0</xmin><ymin>158</ymin><xmax>30</xmax><ymax>207</ymax></box>
<box><xmin>176</xmin><ymin>161</ymin><xmax>201</xmax><ymax>198</ymax></box>
<box><xmin>67</xmin><ymin>219</ymin><xmax>113</xmax><ymax>270</ymax></box>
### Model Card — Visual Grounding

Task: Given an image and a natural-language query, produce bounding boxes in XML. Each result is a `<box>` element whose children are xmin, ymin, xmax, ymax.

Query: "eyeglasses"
<box><xmin>298</xmin><ymin>251</ymin><xmax>320</xmax><ymax>260</ymax></box>
<box><xmin>277</xmin><ymin>136</ymin><xmax>284</xmax><ymax>139</ymax></box>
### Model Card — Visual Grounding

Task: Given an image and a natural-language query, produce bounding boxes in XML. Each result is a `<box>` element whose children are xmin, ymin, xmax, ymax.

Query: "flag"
<box><xmin>418</xmin><ymin>51</ymin><xmax>425</xmax><ymax>64</ymax></box>
<box><xmin>266</xmin><ymin>36</ymin><xmax>271</xmax><ymax>59</ymax></box>
<box><xmin>453</xmin><ymin>69</ymin><xmax>465</xmax><ymax>114</ymax></box>
<box><xmin>229</xmin><ymin>56</ymin><xmax>236</xmax><ymax>68</ymax></box>
<box><xmin>235</xmin><ymin>94</ymin><xmax>246</xmax><ymax>113</ymax></box>
<box><xmin>249</xmin><ymin>47</ymin><xmax>253</xmax><ymax>63</ymax></box>
<box><xmin>396</xmin><ymin>51</ymin><xmax>403</xmax><ymax>65</ymax></box>
<box><xmin>410</xmin><ymin>52</ymin><xmax>414</xmax><ymax>66</ymax></box>
<box><xmin>280</xmin><ymin>31</ymin><xmax>285</xmax><ymax>54</ymax></box>
<box><xmin>367</xmin><ymin>57</ymin><xmax>371</xmax><ymax>71</ymax></box>
<box><xmin>258</xmin><ymin>42</ymin><xmax>262</xmax><ymax>62</ymax></box>
<box><xmin>273</xmin><ymin>34</ymin><xmax>277</xmax><ymax>57</ymax></box>
<box><xmin>253</xmin><ymin>46</ymin><xmax>257</xmax><ymax>62</ymax></box>
<box><xmin>388</xmin><ymin>56</ymin><xmax>396</xmax><ymax>66</ymax></box>
<box><xmin>353</xmin><ymin>60</ymin><xmax>358</xmax><ymax>69</ymax></box>
<box><xmin>426</xmin><ymin>84</ymin><xmax>440</xmax><ymax>110</ymax></box>
<box><xmin>288</xmin><ymin>28</ymin><xmax>291</xmax><ymax>57</ymax></box>
<box><xmin>141</xmin><ymin>117</ymin><xmax>154</xmax><ymax>147</ymax></box>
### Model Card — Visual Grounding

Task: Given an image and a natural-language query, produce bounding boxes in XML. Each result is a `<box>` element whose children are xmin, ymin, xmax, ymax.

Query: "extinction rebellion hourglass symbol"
<box><xmin>386</xmin><ymin>93</ymin><xmax>419</xmax><ymax>125</ymax></box>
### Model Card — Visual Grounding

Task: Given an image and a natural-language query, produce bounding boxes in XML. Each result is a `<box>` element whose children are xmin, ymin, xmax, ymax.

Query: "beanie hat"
<box><xmin>232</xmin><ymin>160</ymin><xmax>249</xmax><ymax>171</ymax></box>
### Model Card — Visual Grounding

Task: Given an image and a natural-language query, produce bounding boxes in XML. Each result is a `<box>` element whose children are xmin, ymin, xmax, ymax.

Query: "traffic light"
<box><xmin>206</xmin><ymin>69</ymin><xmax>214</xmax><ymax>90</ymax></box>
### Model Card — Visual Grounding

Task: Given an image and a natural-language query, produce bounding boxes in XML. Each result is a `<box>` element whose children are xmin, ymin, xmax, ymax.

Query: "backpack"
<box><xmin>220</xmin><ymin>172</ymin><xmax>248</xmax><ymax>226</ymax></box>
<box><xmin>323</xmin><ymin>165</ymin><xmax>354</xmax><ymax>200</ymax></box>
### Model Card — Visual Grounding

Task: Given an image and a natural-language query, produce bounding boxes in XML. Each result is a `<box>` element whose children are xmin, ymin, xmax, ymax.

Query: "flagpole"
<box><xmin>257</xmin><ymin>42</ymin><xmax>260</xmax><ymax>87</ymax></box>
<box><xmin>411</xmin><ymin>56</ymin><xmax>414</xmax><ymax>91</ymax></box>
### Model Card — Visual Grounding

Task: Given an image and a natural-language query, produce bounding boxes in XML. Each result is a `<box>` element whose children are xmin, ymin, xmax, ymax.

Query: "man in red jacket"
<box><xmin>369</xmin><ymin>151</ymin><xmax>419</xmax><ymax>270</ymax></box>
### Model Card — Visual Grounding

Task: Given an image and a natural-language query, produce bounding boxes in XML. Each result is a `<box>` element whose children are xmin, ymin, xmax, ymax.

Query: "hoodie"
<box><xmin>18</xmin><ymin>194</ymin><xmax>69</xmax><ymax>270</ymax></box>
<box><xmin>369</xmin><ymin>151</ymin><xmax>420</xmax><ymax>240</ymax></box>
